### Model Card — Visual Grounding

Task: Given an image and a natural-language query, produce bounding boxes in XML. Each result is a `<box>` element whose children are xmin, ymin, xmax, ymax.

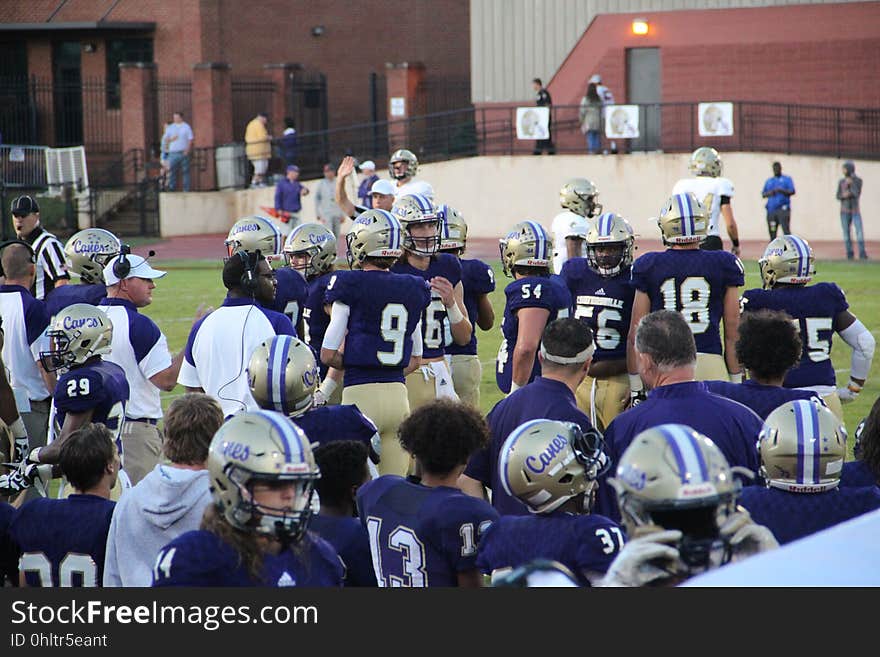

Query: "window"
<box><xmin>105</xmin><ymin>38</ymin><xmax>153</xmax><ymax>109</ymax></box>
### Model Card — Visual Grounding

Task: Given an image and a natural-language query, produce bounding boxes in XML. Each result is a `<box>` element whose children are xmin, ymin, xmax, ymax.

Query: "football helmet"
<box><xmin>283</xmin><ymin>223</ymin><xmax>336</xmax><ymax>279</ymax></box>
<box><xmin>610</xmin><ymin>424</ymin><xmax>739</xmax><ymax>574</ymax></box>
<box><xmin>391</xmin><ymin>193</ymin><xmax>440</xmax><ymax>256</ymax></box>
<box><xmin>758</xmin><ymin>234</ymin><xmax>815</xmax><ymax>289</ymax></box>
<box><xmin>759</xmin><ymin>399</ymin><xmax>846</xmax><ymax>493</ymax></box>
<box><xmin>499</xmin><ymin>419</ymin><xmax>608</xmax><ymax>514</ymax></box>
<box><xmin>437</xmin><ymin>203</ymin><xmax>467</xmax><ymax>252</ymax></box>
<box><xmin>208</xmin><ymin>410</ymin><xmax>320</xmax><ymax>543</ymax></box>
<box><xmin>345</xmin><ymin>209</ymin><xmax>404</xmax><ymax>269</ymax></box>
<box><xmin>688</xmin><ymin>147</ymin><xmax>722</xmax><ymax>178</ymax></box>
<box><xmin>64</xmin><ymin>228</ymin><xmax>121</xmax><ymax>285</ymax></box>
<box><xmin>248</xmin><ymin>336</ymin><xmax>319</xmax><ymax>418</ymax></box>
<box><xmin>389</xmin><ymin>148</ymin><xmax>418</xmax><ymax>180</ymax></box>
<box><xmin>559</xmin><ymin>178</ymin><xmax>602</xmax><ymax>218</ymax></box>
<box><xmin>39</xmin><ymin>303</ymin><xmax>113</xmax><ymax>372</ymax></box>
<box><xmin>586</xmin><ymin>212</ymin><xmax>635</xmax><ymax>277</ymax></box>
<box><xmin>499</xmin><ymin>221</ymin><xmax>551</xmax><ymax>278</ymax></box>
<box><xmin>853</xmin><ymin>417</ymin><xmax>866</xmax><ymax>460</ymax></box>
<box><xmin>657</xmin><ymin>193</ymin><xmax>708</xmax><ymax>245</ymax></box>
<box><xmin>225</xmin><ymin>215</ymin><xmax>283</xmax><ymax>257</ymax></box>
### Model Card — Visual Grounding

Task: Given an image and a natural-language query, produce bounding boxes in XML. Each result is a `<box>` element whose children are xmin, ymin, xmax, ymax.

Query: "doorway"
<box><xmin>626</xmin><ymin>48</ymin><xmax>661</xmax><ymax>151</ymax></box>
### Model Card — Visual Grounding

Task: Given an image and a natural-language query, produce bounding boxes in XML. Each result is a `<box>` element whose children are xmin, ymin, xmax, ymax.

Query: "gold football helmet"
<box><xmin>247</xmin><ymin>336</ymin><xmax>319</xmax><ymax>418</ymax></box>
<box><xmin>437</xmin><ymin>203</ymin><xmax>467</xmax><ymax>252</ymax></box>
<box><xmin>688</xmin><ymin>146</ymin><xmax>722</xmax><ymax>178</ymax></box>
<box><xmin>657</xmin><ymin>193</ymin><xmax>708</xmax><ymax>245</ymax></box>
<box><xmin>64</xmin><ymin>228</ymin><xmax>121</xmax><ymax>285</ymax></box>
<box><xmin>39</xmin><ymin>303</ymin><xmax>113</xmax><ymax>372</ymax></box>
<box><xmin>759</xmin><ymin>399</ymin><xmax>846</xmax><ymax>493</ymax></box>
<box><xmin>208</xmin><ymin>410</ymin><xmax>320</xmax><ymax>543</ymax></box>
<box><xmin>391</xmin><ymin>193</ymin><xmax>440</xmax><ymax>256</ymax></box>
<box><xmin>345</xmin><ymin>209</ymin><xmax>404</xmax><ymax>269</ymax></box>
<box><xmin>283</xmin><ymin>223</ymin><xmax>337</xmax><ymax>279</ymax></box>
<box><xmin>559</xmin><ymin>178</ymin><xmax>602</xmax><ymax>218</ymax></box>
<box><xmin>499</xmin><ymin>419</ymin><xmax>608</xmax><ymax>514</ymax></box>
<box><xmin>758</xmin><ymin>235</ymin><xmax>815</xmax><ymax>289</ymax></box>
<box><xmin>389</xmin><ymin>148</ymin><xmax>418</xmax><ymax>180</ymax></box>
<box><xmin>499</xmin><ymin>221</ymin><xmax>551</xmax><ymax>277</ymax></box>
<box><xmin>586</xmin><ymin>212</ymin><xmax>635</xmax><ymax>277</ymax></box>
<box><xmin>225</xmin><ymin>215</ymin><xmax>283</xmax><ymax>257</ymax></box>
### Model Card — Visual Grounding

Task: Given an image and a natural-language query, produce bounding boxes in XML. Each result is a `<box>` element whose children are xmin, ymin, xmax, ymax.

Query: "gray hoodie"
<box><xmin>103</xmin><ymin>464</ymin><xmax>212</xmax><ymax>587</ymax></box>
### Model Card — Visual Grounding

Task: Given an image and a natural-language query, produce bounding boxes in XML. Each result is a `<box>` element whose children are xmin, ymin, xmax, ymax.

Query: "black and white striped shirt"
<box><xmin>23</xmin><ymin>226</ymin><xmax>70</xmax><ymax>300</ymax></box>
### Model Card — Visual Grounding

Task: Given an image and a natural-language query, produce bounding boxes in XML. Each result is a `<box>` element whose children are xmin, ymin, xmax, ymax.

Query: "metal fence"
<box><xmin>153</xmin><ymin>78</ymin><xmax>193</xmax><ymax>157</ymax></box>
<box><xmin>231</xmin><ymin>78</ymin><xmax>276</xmax><ymax>142</ymax></box>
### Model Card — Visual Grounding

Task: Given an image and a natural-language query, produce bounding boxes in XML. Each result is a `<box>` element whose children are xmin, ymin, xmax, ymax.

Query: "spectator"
<box><xmin>314</xmin><ymin>163</ymin><xmax>346</xmax><ymax>238</ymax></box>
<box><xmin>590</xmin><ymin>74</ymin><xmax>617</xmax><ymax>154</ymax></box>
<box><xmin>579</xmin><ymin>82</ymin><xmax>603</xmax><ymax>154</ymax></box>
<box><xmin>278</xmin><ymin>117</ymin><xmax>298</xmax><ymax>169</ymax></box>
<box><xmin>357</xmin><ymin>160</ymin><xmax>379</xmax><ymax>208</ymax></box>
<box><xmin>160</xmin><ymin>111</ymin><xmax>193</xmax><ymax>192</ymax></box>
<box><xmin>245</xmin><ymin>111</ymin><xmax>271</xmax><ymax>188</ymax></box>
<box><xmin>274</xmin><ymin>165</ymin><xmax>310</xmax><ymax>230</ymax></box>
<box><xmin>837</xmin><ymin>160</ymin><xmax>868</xmax><ymax>260</ymax></box>
<box><xmin>531</xmin><ymin>77</ymin><xmax>555</xmax><ymax>155</ymax></box>
<box><xmin>10</xmin><ymin>195</ymin><xmax>70</xmax><ymax>300</ymax></box>
<box><xmin>335</xmin><ymin>156</ymin><xmax>396</xmax><ymax>219</ymax></box>
<box><xmin>103</xmin><ymin>393</ymin><xmax>223</xmax><ymax>587</ymax></box>
<box><xmin>761</xmin><ymin>161</ymin><xmax>796</xmax><ymax>240</ymax></box>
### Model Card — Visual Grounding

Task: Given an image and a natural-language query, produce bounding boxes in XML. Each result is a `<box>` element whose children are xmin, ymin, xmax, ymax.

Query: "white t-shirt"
<box><xmin>550</xmin><ymin>211</ymin><xmax>590</xmax><ymax>274</ymax></box>
<box><xmin>671</xmin><ymin>175</ymin><xmax>735</xmax><ymax>238</ymax></box>
<box><xmin>395</xmin><ymin>178</ymin><xmax>434</xmax><ymax>201</ymax></box>
<box><xmin>0</xmin><ymin>288</ymin><xmax>50</xmax><ymax>407</ymax></box>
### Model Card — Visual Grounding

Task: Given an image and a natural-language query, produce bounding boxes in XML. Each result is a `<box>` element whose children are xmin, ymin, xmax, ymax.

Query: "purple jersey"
<box><xmin>631</xmin><ymin>249</ymin><xmax>744</xmax><ymax>355</ymax></box>
<box><xmin>446</xmin><ymin>258</ymin><xmax>495</xmax><ymax>357</ymax></box>
<box><xmin>294</xmin><ymin>404</ymin><xmax>379</xmax><ymax>459</ymax></box>
<box><xmin>324</xmin><ymin>270</ymin><xmax>430</xmax><ymax>387</ymax></box>
<box><xmin>0</xmin><ymin>502</ymin><xmax>18</xmax><ymax>586</ymax></box>
<box><xmin>357</xmin><ymin>476</ymin><xmax>499</xmax><ymax>587</ymax></box>
<box><xmin>152</xmin><ymin>529</ymin><xmax>343</xmax><ymax>587</ymax></box>
<box><xmin>739</xmin><ymin>485</ymin><xmax>880</xmax><ymax>545</ymax></box>
<box><xmin>54</xmin><ymin>360</ymin><xmax>129</xmax><ymax>454</ymax></box>
<box><xmin>271</xmin><ymin>266</ymin><xmax>309</xmax><ymax>326</ymax></box>
<box><xmin>476</xmin><ymin>511</ymin><xmax>625</xmax><ymax>584</ymax></box>
<box><xmin>303</xmin><ymin>272</ymin><xmax>334</xmax><ymax>376</ymax></box>
<box><xmin>705</xmin><ymin>380</ymin><xmax>820</xmax><ymax>420</ymax></box>
<box><xmin>309</xmin><ymin>515</ymin><xmax>377</xmax><ymax>587</ymax></box>
<box><xmin>392</xmin><ymin>253</ymin><xmax>463</xmax><ymax>360</ymax></box>
<box><xmin>561</xmin><ymin>258</ymin><xmax>634</xmax><ymax>362</ymax></box>
<box><xmin>10</xmin><ymin>495</ymin><xmax>115</xmax><ymax>586</ymax></box>
<box><xmin>596</xmin><ymin>381</ymin><xmax>762</xmax><ymax>521</ymax></box>
<box><xmin>496</xmin><ymin>275</ymin><xmax>571</xmax><ymax>393</ymax></box>
<box><xmin>741</xmin><ymin>283</ymin><xmax>849</xmax><ymax>388</ymax></box>
<box><xmin>467</xmin><ymin>377</ymin><xmax>593</xmax><ymax>516</ymax></box>
<box><xmin>840</xmin><ymin>460</ymin><xmax>878</xmax><ymax>488</ymax></box>
<box><xmin>45</xmin><ymin>283</ymin><xmax>107</xmax><ymax>317</ymax></box>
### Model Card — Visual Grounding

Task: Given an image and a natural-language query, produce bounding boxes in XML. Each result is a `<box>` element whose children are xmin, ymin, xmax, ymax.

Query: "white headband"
<box><xmin>539</xmin><ymin>342</ymin><xmax>595</xmax><ymax>364</ymax></box>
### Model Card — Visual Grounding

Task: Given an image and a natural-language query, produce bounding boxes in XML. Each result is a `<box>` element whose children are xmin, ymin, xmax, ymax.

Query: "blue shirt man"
<box><xmin>274</xmin><ymin>165</ymin><xmax>309</xmax><ymax>223</ymax></box>
<box><xmin>761</xmin><ymin>161</ymin><xmax>795</xmax><ymax>239</ymax></box>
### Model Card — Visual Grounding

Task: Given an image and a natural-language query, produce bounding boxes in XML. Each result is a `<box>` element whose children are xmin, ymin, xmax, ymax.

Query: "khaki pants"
<box><xmin>695</xmin><ymin>353</ymin><xmax>730</xmax><ymax>382</ymax></box>
<box><xmin>450</xmin><ymin>354</ymin><xmax>482</xmax><ymax>408</ymax></box>
<box><xmin>343</xmin><ymin>382</ymin><xmax>411</xmax><ymax>476</ymax></box>
<box><xmin>575</xmin><ymin>373</ymin><xmax>629</xmax><ymax>432</ymax></box>
<box><xmin>405</xmin><ymin>368</ymin><xmax>438</xmax><ymax>413</ymax></box>
<box><xmin>120</xmin><ymin>420</ymin><xmax>164</xmax><ymax>486</ymax></box>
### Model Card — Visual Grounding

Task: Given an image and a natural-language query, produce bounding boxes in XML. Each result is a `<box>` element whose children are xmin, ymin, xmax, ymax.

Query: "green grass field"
<box><xmin>148</xmin><ymin>257</ymin><xmax>880</xmax><ymax>456</ymax></box>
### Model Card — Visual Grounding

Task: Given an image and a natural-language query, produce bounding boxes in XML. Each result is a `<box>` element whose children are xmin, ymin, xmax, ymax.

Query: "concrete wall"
<box><xmin>158</xmin><ymin>152</ymin><xmax>878</xmax><ymax>245</ymax></box>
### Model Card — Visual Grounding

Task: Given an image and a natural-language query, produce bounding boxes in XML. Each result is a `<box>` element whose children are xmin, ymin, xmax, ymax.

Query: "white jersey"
<box><xmin>0</xmin><ymin>287</ymin><xmax>50</xmax><ymax>407</ymax></box>
<box><xmin>672</xmin><ymin>175</ymin><xmax>734</xmax><ymax>238</ymax></box>
<box><xmin>395</xmin><ymin>178</ymin><xmax>434</xmax><ymax>201</ymax></box>
<box><xmin>550</xmin><ymin>211</ymin><xmax>589</xmax><ymax>274</ymax></box>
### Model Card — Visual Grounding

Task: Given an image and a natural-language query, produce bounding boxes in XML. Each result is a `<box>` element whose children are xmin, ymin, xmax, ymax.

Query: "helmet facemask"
<box><xmin>39</xmin><ymin>330</ymin><xmax>76</xmax><ymax>372</ymax></box>
<box><xmin>403</xmin><ymin>219</ymin><xmax>441</xmax><ymax>257</ymax></box>
<box><xmin>587</xmin><ymin>241</ymin><xmax>631</xmax><ymax>277</ymax></box>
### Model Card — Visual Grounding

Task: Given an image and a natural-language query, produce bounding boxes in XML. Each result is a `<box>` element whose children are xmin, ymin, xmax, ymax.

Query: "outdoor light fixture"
<box><xmin>632</xmin><ymin>18</ymin><xmax>649</xmax><ymax>35</ymax></box>
<box><xmin>311</xmin><ymin>25</ymin><xmax>325</xmax><ymax>37</ymax></box>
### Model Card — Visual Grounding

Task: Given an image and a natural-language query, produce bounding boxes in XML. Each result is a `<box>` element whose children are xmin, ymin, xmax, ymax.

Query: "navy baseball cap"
<box><xmin>11</xmin><ymin>195</ymin><xmax>39</xmax><ymax>216</ymax></box>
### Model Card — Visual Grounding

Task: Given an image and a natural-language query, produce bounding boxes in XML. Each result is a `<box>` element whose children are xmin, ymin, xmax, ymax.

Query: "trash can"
<box><xmin>216</xmin><ymin>142</ymin><xmax>247</xmax><ymax>189</ymax></box>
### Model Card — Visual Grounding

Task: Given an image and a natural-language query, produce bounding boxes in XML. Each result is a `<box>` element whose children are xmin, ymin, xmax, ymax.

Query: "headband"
<box><xmin>539</xmin><ymin>342</ymin><xmax>595</xmax><ymax>364</ymax></box>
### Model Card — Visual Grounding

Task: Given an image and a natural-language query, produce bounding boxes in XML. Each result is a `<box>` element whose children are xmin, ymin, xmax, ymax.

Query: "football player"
<box><xmin>496</xmin><ymin>221</ymin><xmax>571</xmax><ymax>394</ymax></box>
<box><xmin>10</xmin><ymin>423</ymin><xmax>119</xmax><ymax>586</ymax></box>
<box><xmin>561</xmin><ymin>212</ymin><xmax>635</xmax><ymax>430</ymax></box>
<box><xmin>706</xmin><ymin>309</ymin><xmax>821</xmax><ymax>419</ymax></box>
<box><xmin>841</xmin><ymin>403</ymin><xmax>879</xmax><ymax>488</ymax></box>
<box><xmin>601</xmin><ymin>424</ymin><xmax>777</xmax><ymax>587</ymax></box>
<box><xmin>389</xmin><ymin>148</ymin><xmax>434</xmax><ymax>200</ymax></box>
<box><xmin>739</xmin><ymin>399</ymin><xmax>880</xmax><ymax>544</ymax></box>
<box><xmin>152</xmin><ymin>411</ymin><xmax>343</xmax><ymax>587</ymax></box>
<box><xmin>311</xmin><ymin>441</ymin><xmax>377</xmax><ymax>586</ymax></box>
<box><xmin>559</xmin><ymin>177</ymin><xmax>603</xmax><ymax>219</ymax></box>
<box><xmin>46</xmin><ymin>228</ymin><xmax>121</xmax><ymax>318</ymax></box>
<box><xmin>477</xmin><ymin>419</ymin><xmax>622</xmax><ymax>586</ymax></box>
<box><xmin>436</xmin><ymin>204</ymin><xmax>495</xmax><ymax>407</ymax></box>
<box><xmin>357</xmin><ymin>400</ymin><xmax>499</xmax><ymax>587</ymax></box>
<box><xmin>550</xmin><ymin>210</ymin><xmax>590</xmax><ymax>275</ymax></box>
<box><xmin>321</xmin><ymin>209</ymin><xmax>430</xmax><ymax>476</ymax></box>
<box><xmin>627</xmin><ymin>192</ymin><xmax>743</xmax><ymax>402</ymax></box>
<box><xmin>391</xmin><ymin>194</ymin><xmax>471</xmax><ymax>410</ymax></box>
<box><xmin>671</xmin><ymin>147</ymin><xmax>741</xmax><ymax>254</ymax></box>
<box><xmin>741</xmin><ymin>234</ymin><xmax>875</xmax><ymax>423</ymax></box>
<box><xmin>282</xmin><ymin>222</ymin><xmax>343</xmax><ymax>404</ymax></box>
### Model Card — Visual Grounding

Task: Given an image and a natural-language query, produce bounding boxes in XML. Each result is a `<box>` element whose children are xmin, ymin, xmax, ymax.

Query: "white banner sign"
<box><xmin>699</xmin><ymin>102</ymin><xmax>734</xmax><ymax>136</ymax></box>
<box><xmin>516</xmin><ymin>107</ymin><xmax>550</xmax><ymax>140</ymax></box>
<box><xmin>604</xmin><ymin>105</ymin><xmax>639</xmax><ymax>139</ymax></box>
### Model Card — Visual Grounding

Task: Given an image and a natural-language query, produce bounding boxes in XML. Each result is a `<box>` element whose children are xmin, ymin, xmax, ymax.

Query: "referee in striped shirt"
<box><xmin>10</xmin><ymin>196</ymin><xmax>70</xmax><ymax>300</ymax></box>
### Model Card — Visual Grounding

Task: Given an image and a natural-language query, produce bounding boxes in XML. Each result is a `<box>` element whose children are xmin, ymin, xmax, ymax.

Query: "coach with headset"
<box><xmin>99</xmin><ymin>248</ymin><xmax>209</xmax><ymax>485</ymax></box>
<box><xmin>177</xmin><ymin>250</ymin><xmax>296</xmax><ymax>417</ymax></box>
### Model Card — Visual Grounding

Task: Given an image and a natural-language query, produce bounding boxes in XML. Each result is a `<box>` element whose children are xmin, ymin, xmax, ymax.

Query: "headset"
<box><xmin>237</xmin><ymin>249</ymin><xmax>262</xmax><ymax>297</ymax></box>
<box><xmin>0</xmin><ymin>239</ymin><xmax>36</xmax><ymax>278</ymax></box>
<box><xmin>111</xmin><ymin>243</ymin><xmax>156</xmax><ymax>282</ymax></box>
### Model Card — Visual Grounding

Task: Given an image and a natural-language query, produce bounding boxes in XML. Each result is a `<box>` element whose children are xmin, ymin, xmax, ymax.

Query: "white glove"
<box><xmin>720</xmin><ymin>508</ymin><xmax>778</xmax><ymax>561</ymax></box>
<box><xmin>312</xmin><ymin>389</ymin><xmax>329</xmax><ymax>407</ymax></box>
<box><xmin>599</xmin><ymin>530</ymin><xmax>682</xmax><ymax>587</ymax></box>
<box><xmin>837</xmin><ymin>379</ymin><xmax>862</xmax><ymax>404</ymax></box>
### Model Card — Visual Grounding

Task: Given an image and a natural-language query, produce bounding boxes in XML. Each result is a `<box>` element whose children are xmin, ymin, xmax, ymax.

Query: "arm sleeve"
<box><xmin>322</xmin><ymin>302</ymin><xmax>350</xmax><ymax>351</ymax></box>
<box><xmin>838</xmin><ymin>319</ymin><xmax>875</xmax><ymax>381</ymax></box>
<box><xmin>411</xmin><ymin>320</ymin><xmax>423</xmax><ymax>358</ymax></box>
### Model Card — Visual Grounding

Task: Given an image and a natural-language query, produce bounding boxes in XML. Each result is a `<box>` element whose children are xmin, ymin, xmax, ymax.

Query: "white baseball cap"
<box><xmin>103</xmin><ymin>255</ymin><xmax>167</xmax><ymax>285</ymax></box>
<box><xmin>589</xmin><ymin>74</ymin><xmax>602</xmax><ymax>84</ymax></box>
<box><xmin>360</xmin><ymin>160</ymin><xmax>376</xmax><ymax>171</ymax></box>
<box><xmin>370</xmin><ymin>179</ymin><xmax>396</xmax><ymax>196</ymax></box>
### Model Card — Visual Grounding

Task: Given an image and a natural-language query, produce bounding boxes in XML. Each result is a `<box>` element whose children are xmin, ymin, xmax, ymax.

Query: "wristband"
<box><xmin>318</xmin><ymin>377</ymin><xmax>338</xmax><ymax>398</ymax></box>
<box><xmin>446</xmin><ymin>302</ymin><xmax>465</xmax><ymax>325</ymax></box>
<box><xmin>729</xmin><ymin>372</ymin><xmax>743</xmax><ymax>384</ymax></box>
<box><xmin>509</xmin><ymin>381</ymin><xmax>521</xmax><ymax>394</ymax></box>
<box><xmin>629</xmin><ymin>373</ymin><xmax>644</xmax><ymax>392</ymax></box>
<box><xmin>29</xmin><ymin>447</ymin><xmax>42</xmax><ymax>464</ymax></box>
<box><xmin>732</xmin><ymin>238</ymin><xmax>740</xmax><ymax>247</ymax></box>
<box><xmin>847</xmin><ymin>379</ymin><xmax>863</xmax><ymax>393</ymax></box>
